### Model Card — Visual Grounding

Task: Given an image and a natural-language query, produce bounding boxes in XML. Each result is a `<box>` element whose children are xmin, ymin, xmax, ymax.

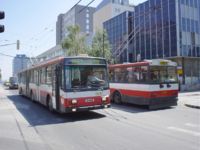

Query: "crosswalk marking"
<box><xmin>168</xmin><ymin>126</ymin><xmax>200</xmax><ymax>137</ymax></box>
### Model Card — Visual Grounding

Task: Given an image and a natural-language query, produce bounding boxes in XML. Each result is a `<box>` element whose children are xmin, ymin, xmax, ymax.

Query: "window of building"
<box><xmin>86</xmin><ymin>19</ymin><xmax>89</xmax><ymax>24</ymax></box>
<box><xmin>86</xmin><ymin>13</ymin><xmax>89</xmax><ymax>18</ymax></box>
<box><xmin>46</xmin><ymin>66</ymin><xmax>52</xmax><ymax>85</ymax></box>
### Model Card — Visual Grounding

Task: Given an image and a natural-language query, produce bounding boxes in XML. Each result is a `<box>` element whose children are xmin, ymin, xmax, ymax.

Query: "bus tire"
<box><xmin>19</xmin><ymin>88</ymin><xmax>22</xmax><ymax>95</ymax></box>
<box><xmin>30</xmin><ymin>91</ymin><xmax>34</xmax><ymax>102</ymax></box>
<box><xmin>113</xmin><ymin>91</ymin><xmax>122</xmax><ymax>104</ymax></box>
<box><xmin>47</xmin><ymin>96</ymin><xmax>54</xmax><ymax>112</ymax></box>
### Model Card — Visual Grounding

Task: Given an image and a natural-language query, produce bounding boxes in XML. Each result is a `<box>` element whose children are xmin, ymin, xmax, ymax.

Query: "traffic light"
<box><xmin>17</xmin><ymin>40</ymin><xmax>20</xmax><ymax>50</ymax></box>
<box><xmin>0</xmin><ymin>11</ymin><xmax>5</xmax><ymax>33</ymax></box>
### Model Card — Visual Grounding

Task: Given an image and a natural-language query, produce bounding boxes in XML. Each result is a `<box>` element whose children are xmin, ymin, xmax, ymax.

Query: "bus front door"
<box><xmin>52</xmin><ymin>66</ymin><xmax>60</xmax><ymax>111</ymax></box>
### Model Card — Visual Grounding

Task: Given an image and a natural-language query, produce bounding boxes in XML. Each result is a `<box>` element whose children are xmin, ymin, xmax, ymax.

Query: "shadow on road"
<box><xmin>7</xmin><ymin>95</ymin><xmax>106</xmax><ymax>127</ymax></box>
<box><xmin>110</xmin><ymin>103</ymin><xmax>175</xmax><ymax>114</ymax></box>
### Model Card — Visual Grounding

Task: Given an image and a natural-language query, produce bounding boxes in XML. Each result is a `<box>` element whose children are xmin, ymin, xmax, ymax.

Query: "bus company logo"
<box><xmin>96</xmin><ymin>91</ymin><xmax>102</xmax><ymax>96</ymax></box>
<box><xmin>85</xmin><ymin>98</ymin><xmax>95</xmax><ymax>103</ymax></box>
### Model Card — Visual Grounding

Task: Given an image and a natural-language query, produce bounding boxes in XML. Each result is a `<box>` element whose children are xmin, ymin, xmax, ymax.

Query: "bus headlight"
<box><xmin>102</xmin><ymin>96</ymin><xmax>107</xmax><ymax>102</ymax></box>
<box><xmin>72</xmin><ymin>99</ymin><xmax>77</xmax><ymax>104</ymax></box>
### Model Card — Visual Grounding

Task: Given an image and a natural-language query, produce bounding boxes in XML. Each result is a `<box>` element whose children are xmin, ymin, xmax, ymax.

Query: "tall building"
<box><xmin>103</xmin><ymin>11</ymin><xmax>134</xmax><ymax>62</ymax></box>
<box><xmin>104</xmin><ymin>0</ymin><xmax>200</xmax><ymax>90</ymax></box>
<box><xmin>12</xmin><ymin>55</ymin><xmax>29</xmax><ymax>78</ymax></box>
<box><xmin>93</xmin><ymin>0</ymin><xmax>133</xmax><ymax>33</ymax></box>
<box><xmin>56</xmin><ymin>5</ymin><xmax>95</xmax><ymax>45</ymax></box>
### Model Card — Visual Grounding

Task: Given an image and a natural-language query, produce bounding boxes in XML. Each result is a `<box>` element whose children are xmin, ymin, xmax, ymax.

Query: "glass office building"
<box><xmin>104</xmin><ymin>0</ymin><xmax>200</xmax><ymax>62</ymax></box>
<box><xmin>103</xmin><ymin>11</ymin><xmax>134</xmax><ymax>62</ymax></box>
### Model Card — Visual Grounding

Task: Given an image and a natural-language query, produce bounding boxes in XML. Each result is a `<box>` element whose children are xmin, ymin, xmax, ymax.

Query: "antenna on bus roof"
<box><xmin>77</xmin><ymin>54</ymin><xmax>89</xmax><ymax>57</ymax></box>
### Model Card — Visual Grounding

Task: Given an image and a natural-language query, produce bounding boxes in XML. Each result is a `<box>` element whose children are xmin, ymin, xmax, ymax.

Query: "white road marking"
<box><xmin>185</xmin><ymin>123</ymin><xmax>199</xmax><ymax>128</ymax></box>
<box><xmin>168</xmin><ymin>126</ymin><xmax>200</xmax><ymax>137</ymax></box>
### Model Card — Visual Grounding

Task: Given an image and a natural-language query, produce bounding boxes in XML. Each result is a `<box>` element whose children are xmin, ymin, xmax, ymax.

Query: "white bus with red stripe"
<box><xmin>18</xmin><ymin>56</ymin><xmax>110</xmax><ymax>113</ymax></box>
<box><xmin>109</xmin><ymin>59</ymin><xmax>178</xmax><ymax>109</ymax></box>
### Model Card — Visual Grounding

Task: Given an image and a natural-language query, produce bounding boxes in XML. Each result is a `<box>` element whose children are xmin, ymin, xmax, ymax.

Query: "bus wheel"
<box><xmin>113</xmin><ymin>91</ymin><xmax>122</xmax><ymax>104</ymax></box>
<box><xmin>47</xmin><ymin>96</ymin><xmax>54</xmax><ymax>112</ymax></box>
<box><xmin>19</xmin><ymin>88</ymin><xmax>22</xmax><ymax>95</ymax></box>
<box><xmin>30</xmin><ymin>91</ymin><xmax>34</xmax><ymax>102</ymax></box>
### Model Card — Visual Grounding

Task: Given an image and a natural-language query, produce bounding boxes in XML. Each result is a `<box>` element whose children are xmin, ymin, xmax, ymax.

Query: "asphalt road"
<box><xmin>0</xmin><ymin>86</ymin><xmax>199</xmax><ymax>150</ymax></box>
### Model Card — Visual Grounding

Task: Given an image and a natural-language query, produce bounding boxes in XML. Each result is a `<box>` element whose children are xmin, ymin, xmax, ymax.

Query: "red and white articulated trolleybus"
<box><xmin>109</xmin><ymin>59</ymin><xmax>179</xmax><ymax>109</ymax></box>
<box><xmin>18</xmin><ymin>56</ymin><xmax>110</xmax><ymax>113</ymax></box>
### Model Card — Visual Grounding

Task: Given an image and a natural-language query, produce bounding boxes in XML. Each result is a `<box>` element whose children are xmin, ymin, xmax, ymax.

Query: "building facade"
<box><xmin>104</xmin><ymin>0</ymin><xmax>200</xmax><ymax>90</ymax></box>
<box><xmin>93</xmin><ymin>0</ymin><xmax>133</xmax><ymax>33</ymax></box>
<box><xmin>103</xmin><ymin>11</ymin><xmax>134</xmax><ymax>62</ymax></box>
<box><xmin>56</xmin><ymin>5</ymin><xmax>95</xmax><ymax>45</ymax></box>
<box><xmin>12</xmin><ymin>55</ymin><xmax>30</xmax><ymax>78</ymax></box>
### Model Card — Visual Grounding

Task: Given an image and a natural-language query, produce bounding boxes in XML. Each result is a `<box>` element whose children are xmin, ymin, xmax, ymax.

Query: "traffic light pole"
<box><xmin>0</xmin><ymin>40</ymin><xmax>20</xmax><ymax>50</ymax></box>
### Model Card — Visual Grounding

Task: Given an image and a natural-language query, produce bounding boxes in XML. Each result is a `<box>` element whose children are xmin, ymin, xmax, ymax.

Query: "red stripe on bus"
<box><xmin>110</xmin><ymin>88</ymin><xmax>178</xmax><ymax>98</ymax></box>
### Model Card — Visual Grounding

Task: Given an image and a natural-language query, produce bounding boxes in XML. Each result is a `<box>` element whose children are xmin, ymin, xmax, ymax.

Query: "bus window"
<box><xmin>150</xmin><ymin>70</ymin><xmax>159</xmax><ymax>82</ymax></box>
<box><xmin>132</xmin><ymin>67</ymin><xmax>140</xmax><ymax>82</ymax></box>
<box><xmin>71</xmin><ymin>67</ymin><xmax>81</xmax><ymax>87</ymax></box>
<box><xmin>65</xmin><ymin>67</ymin><xmax>71</xmax><ymax>89</ymax></box>
<box><xmin>114</xmin><ymin>68</ymin><xmax>127</xmax><ymax>83</ymax></box>
<box><xmin>140</xmin><ymin>66</ymin><xmax>148</xmax><ymax>82</ymax></box>
<box><xmin>127</xmin><ymin>67</ymin><xmax>134</xmax><ymax>83</ymax></box>
<box><xmin>150</xmin><ymin>66</ymin><xmax>177</xmax><ymax>83</ymax></box>
<box><xmin>167</xmin><ymin>67</ymin><xmax>177</xmax><ymax>82</ymax></box>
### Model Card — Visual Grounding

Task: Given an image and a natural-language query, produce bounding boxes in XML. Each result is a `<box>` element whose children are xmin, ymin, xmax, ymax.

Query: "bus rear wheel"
<box><xmin>113</xmin><ymin>91</ymin><xmax>122</xmax><ymax>104</ymax></box>
<box><xmin>47</xmin><ymin>96</ymin><xmax>54</xmax><ymax>112</ymax></box>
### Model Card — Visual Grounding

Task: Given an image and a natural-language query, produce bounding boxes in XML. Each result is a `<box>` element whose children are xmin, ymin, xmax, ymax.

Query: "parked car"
<box><xmin>9</xmin><ymin>77</ymin><xmax>18</xmax><ymax>89</ymax></box>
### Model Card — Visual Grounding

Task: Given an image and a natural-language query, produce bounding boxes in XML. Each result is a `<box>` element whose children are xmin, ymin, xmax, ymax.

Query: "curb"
<box><xmin>185</xmin><ymin>104</ymin><xmax>200</xmax><ymax>109</ymax></box>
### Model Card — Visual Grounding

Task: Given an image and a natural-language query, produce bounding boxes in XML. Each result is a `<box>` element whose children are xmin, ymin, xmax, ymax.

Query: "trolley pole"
<box><xmin>103</xmin><ymin>31</ymin><xmax>105</xmax><ymax>58</ymax></box>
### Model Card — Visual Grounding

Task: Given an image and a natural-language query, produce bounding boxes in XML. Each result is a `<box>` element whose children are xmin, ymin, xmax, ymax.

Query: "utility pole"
<box><xmin>103</xmin><ymin>31</ymin><xmax>105</xmax><ymax>58</ymax></box>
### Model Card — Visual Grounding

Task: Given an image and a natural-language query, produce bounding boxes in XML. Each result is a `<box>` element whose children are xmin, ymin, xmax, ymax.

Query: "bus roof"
<box><xmin>109</xmin><ymin>59</ymin><xmax>177</xmax><ymax>69</ymax></box>
<box><xmin>18</xmin><ymin>56</ymin><xmax>106</xmax><ymax>73</ymax></box>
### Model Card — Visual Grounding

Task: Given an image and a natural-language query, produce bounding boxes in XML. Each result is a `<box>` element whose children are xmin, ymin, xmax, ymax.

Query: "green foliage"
<box><xmin>88</xmin><ymin>29</ymin><xmax>112</xmax><ymax>61</ymax></box>
<box><xmin>62</xmin><ymin>25</ymin><xmax>87</xmax><ymax>56</ymax></box>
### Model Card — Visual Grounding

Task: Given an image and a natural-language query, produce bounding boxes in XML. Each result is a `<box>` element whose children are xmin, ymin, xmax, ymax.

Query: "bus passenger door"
<box><xmin>52</xmin><ymin>66</ymin><xmax>60</xmax><ymax>111</ymax></box>
<box><xmin>36</xmin><ymin>70</ymin><xmax>40</xmax><ymax>102</ymax></box>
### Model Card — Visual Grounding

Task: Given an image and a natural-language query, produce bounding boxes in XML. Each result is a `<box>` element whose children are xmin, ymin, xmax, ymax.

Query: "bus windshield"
<box><xmin>149</xmin><ymin>66</ymin><xmax>178</xmax><ymax>83</ymax></box>
<box><xmin>65</xmin><ymin>66</ymin><xmax>109</xmax><ymax>90</ymax></box>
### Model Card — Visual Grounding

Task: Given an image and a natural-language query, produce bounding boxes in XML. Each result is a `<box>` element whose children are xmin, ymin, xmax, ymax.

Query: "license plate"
<box><xmin>85</xmin><ymin>99</ymin><xmax>94</xmax><ymax>103</ymax></box>
<box><xmin>96</xmin><ymin>91</ymin><xmax>102</xmax><ymax>96</ymax></box>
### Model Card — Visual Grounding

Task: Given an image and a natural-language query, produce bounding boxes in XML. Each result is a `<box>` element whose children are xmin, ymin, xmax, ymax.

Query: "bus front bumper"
<box><xmin>62</xmin><ymin>104</ymin><xmax>111</xmax><ymax>113</ymax></box>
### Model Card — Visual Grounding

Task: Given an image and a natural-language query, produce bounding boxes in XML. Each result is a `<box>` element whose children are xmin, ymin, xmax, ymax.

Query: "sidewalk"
<box><xmin>178</xmin><ymin>91</ymin><xmax>200</xmax><ymax>109</ymax></box>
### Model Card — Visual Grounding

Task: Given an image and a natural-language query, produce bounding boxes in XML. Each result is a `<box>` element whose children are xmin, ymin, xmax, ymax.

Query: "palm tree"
<box><xmin>62</xmin><ymin>25</ymin><xmax>87</xmax><ymax>56</ymax></box>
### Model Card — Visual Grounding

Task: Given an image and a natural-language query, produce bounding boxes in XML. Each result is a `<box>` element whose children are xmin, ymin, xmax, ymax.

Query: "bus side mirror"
<box><xmin>159</xmin><ymin>84</ymin><xmax>164</xmax><ymax>88</ymax></box>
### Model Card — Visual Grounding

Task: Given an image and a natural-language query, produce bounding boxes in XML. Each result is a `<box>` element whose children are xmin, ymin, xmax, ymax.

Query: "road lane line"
<box><xmin>168</xmin><ymin>126</ymin><xmax>200</xmax><ymax>137</ymax></box>
<box><xmin>185</xmin><ymin>123</ymin><xmax>199</xmax><ymax>128</ymax></box>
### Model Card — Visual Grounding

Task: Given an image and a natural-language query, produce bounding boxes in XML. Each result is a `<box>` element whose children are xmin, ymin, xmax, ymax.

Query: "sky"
<box><xmin>0</xmin><ymin>0</ymin><xmax>146</xmax><ymax>80</ymax></box>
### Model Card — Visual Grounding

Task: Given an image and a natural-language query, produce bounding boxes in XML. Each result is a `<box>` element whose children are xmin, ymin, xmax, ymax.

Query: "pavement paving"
<box><xmin>178</xmin><ymin>91</ymin><xmax>200</xmax><ymax>109</ymax></box>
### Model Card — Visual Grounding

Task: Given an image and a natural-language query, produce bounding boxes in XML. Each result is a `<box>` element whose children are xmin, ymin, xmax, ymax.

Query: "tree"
<box><xmin>89</xmin><ymin>29</ymin><xmax>112</xmax><ymax>61</ymax></box>
<box><xmin>62</xmin><ymin>25</ymin><xmax>87</xmax><ymax>56</ymax></box>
